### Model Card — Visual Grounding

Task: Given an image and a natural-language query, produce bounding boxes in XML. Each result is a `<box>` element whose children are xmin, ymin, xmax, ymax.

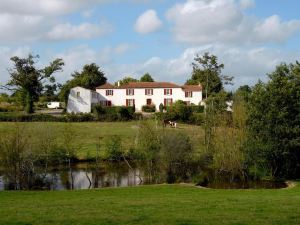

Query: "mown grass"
<box><xmin>0</xmin><ymin>121</ymin><xmax>204</xmax><ymax>159</ymax></box>
<box><xmin>0</xmin><ymin>183</ymin><xmax>299</xmax><ymax>225</ymax></box>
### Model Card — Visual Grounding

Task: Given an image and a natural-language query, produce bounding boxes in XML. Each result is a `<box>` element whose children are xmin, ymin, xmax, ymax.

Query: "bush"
<box><xmin>166</xmin><ymin>101</ymin><xmax>193</xmax><ymax>122</ymax></box>
<box><xmin>190</xmin><ymin>105</ymin><xmax>205</xmax><ymax>113</ymax></box>
<box><xmin>0</xmin><ymin>112</ymin><xmax>95</xmax><ymax>122</ymax></box>
<box><xmin>93</xmin><ymin>105</ymin><xmax>135</xmax><ymax>121</ymax></box>
<box><xmin>189</xmin><ymin>113</ymin><xmax>205</xmax><ymax>125</ymax></box>
<box><xmin>142</xmin><ymin>104</ymin><xmax>156</xmax><ymax>113</ymax></box>
<box><xmin>0</xmin><ymin>103</ymin><xmax>22</xmax><ymax>112</ymax></box>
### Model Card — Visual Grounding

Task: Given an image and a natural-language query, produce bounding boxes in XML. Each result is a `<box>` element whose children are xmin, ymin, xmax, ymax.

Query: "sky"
<box><xmin>0</xmin><ymin>0</ymin><xmax>300</xmax><ymax>89</ymax></box>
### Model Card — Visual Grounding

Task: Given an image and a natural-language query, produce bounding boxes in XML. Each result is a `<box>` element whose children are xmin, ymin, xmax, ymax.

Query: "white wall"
<box><xmin>96</xmin><ymin>88</ymin><xmax>202</xmax><ymax>111</ymax></box>
<box><xmin>67</xmin><ymin>87</ymin><xmax>92</xmax><ymax>113</ymax></box>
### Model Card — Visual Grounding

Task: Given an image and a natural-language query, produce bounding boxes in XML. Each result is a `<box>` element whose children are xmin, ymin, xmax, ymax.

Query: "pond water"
<box><xmin>0</xmin><ymin>162</ymin><xmax>145</xmax><ymax>191</ymax></box>
<box><xmin>200</xmin><ymin>180</ymin><xmax>287</xmax><ymax>189</ymax></box>
<box><xmin>0</xmin><ymin>162</ymin><xmax>288</xmax><ymax>191</ymax></box>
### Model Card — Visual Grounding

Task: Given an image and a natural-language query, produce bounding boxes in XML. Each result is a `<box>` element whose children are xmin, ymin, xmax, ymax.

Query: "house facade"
<box><xmin>67</xmin><ymin>82</ymin><xmax>202</xmax><ymax>113</ymax></box>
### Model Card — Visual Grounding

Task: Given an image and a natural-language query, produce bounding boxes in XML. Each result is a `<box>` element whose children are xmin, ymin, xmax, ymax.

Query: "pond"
<box><xmin>0</xmin><ymin>162</ymin><xmax>288</xmax><ymax>191</ymax></box>
<box><xmin>0</xmin><ymin>162</ymin><xmax>145</xmax><ymax>191</ymax></box>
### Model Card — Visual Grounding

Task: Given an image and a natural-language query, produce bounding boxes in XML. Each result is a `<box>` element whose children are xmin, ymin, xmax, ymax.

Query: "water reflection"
<box><xmin>0</xmin><ymin>162</ymin><xmax>144</xmax><ymax>191</ymax></box>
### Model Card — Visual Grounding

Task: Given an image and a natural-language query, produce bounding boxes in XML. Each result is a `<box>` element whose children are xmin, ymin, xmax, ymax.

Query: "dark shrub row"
<box><xmin>93</xmin><ymin>105</ymin><xmax>138</xmax><ymax>121</ymax></box>
<box><xmin>0</xmin><ymin>113</ymin><xmax>96</xmax><ymax>122</ymax></box>
<box><xmin>142</xmin><ymin>104</ymin><xmax>156</xmax><ymax>112</ymax></box>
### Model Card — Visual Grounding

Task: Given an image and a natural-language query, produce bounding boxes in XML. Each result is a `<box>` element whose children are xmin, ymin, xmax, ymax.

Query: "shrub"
<box><xmin>142</xmin><ymin>104</ymin><xmax>156</xmax><ymax>113</ymax></box>
<box><xmin>159</xmin><ymin>103</ymin><xmax>164</xmax><ymax>113</ymax></box>
<box><xmin>93</xmin><ymin>105</ymin><xmax>135</xmax><ymax>121</ymax></box>
<box><xmin>189</xmin><ymin>113</ymin><xmax>205</xmax><ymax>125</ymax></box>
<box><xmin>166</xmin><ymin>101</ymin><xmax>193</xmax><ymax>122</ymax></box>
<box><xmin>190</xmin><ymin>105</ymin><xmax>205</xmax><ymax>113</ymax></box>
<box><xmin>0</xmin><ymin>112</ymin><xmax>95</xmax><ymax>122</ymax></box>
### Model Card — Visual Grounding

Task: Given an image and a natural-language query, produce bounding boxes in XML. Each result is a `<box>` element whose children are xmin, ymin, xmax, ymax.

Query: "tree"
<box><xmin>247</xmin><ymin>62</ymin><xmax>300</xmax><ymax>178</ymax></box>
<box><xmin>140</xmin><ymin>73</ymin><xmax>154</xmax><ymax>82</ymax></box>
<box><xmin>235</xmin><ymin>85</ymin><xmax>252</xmax><ymax>102</ymax></box>
<box><xmin>186</xmin><ymin>52</ymin><xmax>232</xmax><ymax>99</ymax></box>
<box><xmin>59</xmin><ymin>63</ymin><xmax>107</xmax><ymax>103</ymax></box>
<box><xmin>3</xmin><ymin>54</ymin><xmax>64</xmax><ymax>113</ymax></box>
<box><xmin>115</xmin><ymin>76</ymin><xmax>138</xmax><ymax>86</ymax></box>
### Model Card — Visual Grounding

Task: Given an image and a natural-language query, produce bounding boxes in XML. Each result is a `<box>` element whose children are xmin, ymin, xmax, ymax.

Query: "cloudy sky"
<box><xmin>0</xmin><ymin>0</ymin><xmax>300</xmax><ymax>89</ymax></box>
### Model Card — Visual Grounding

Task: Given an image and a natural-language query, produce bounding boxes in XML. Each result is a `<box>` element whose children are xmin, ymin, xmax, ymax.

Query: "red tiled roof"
<box><xmin>96</xmin><ymin>83</ymin><xmax>116</xmax><ymax>89</ymax></box>
<box><xmin>181</xmin><ymin>84</ymin><xmax>202</xmax><ymax>91</ymax></box>
<box><xmin>97</xmin><ymin>82</ymin><xmax>202</xmax><ymax>91</ymax></box>
<box><xmin>120</xmin><ymin>82</ymin><xmax>181</xmax><ymax>89</ymax></box>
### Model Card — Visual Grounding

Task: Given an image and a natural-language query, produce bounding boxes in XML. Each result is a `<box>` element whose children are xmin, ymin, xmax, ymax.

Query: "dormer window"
<box><xmin>145</xmin><ymin>89</ymin><xmax>153</xmax><ymax>96</ymax></box>
<box><xmin>164</xmin><ymin>89</ymin><xmax>172</xmax><ymax>95</ymax></box>
<box><xmin>126</xmin><ymin>89</ymin><xmax>134</xmax><ymax>96</ymax></box>
<box><xmin>106</xmin><ymin>90</ymin><xmax>113</xmax><ymax>96</ymax></box>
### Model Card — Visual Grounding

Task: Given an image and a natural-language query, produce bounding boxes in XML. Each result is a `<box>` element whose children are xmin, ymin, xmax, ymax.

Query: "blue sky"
<box><xmin>0</xmin><ymin>0</ymin><xmax>300</xmax><ymax>89</ymax></box>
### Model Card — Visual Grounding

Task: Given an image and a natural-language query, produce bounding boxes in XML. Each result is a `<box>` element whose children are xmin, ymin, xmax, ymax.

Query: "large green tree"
<box><xmin>247</xmin><ymin>62</ymin><xmax>300</xmax><ymax>178</ymax></box>
<box><xmin>186</xmin><ymin>52</ymin><xmax>232</xmax><ymax>98</ymax></box>
<box><xmin>140</xmin><ymin>73</ymin><xmax>154</xmax><ymax>82</ymax></box>
<box><xmin>59</xmin><ymin>63</ymin><xmax>107</xmax><ymax>103</ymax></box>
<box><xmin>3</xmin><ymin>54</ymin><xmax>64</xmax><ymax>113</ymax></box>
<box><xmin>115</xmin><ymin>76</ymin><xmax>139</xmax><ymax>86</ymax></box>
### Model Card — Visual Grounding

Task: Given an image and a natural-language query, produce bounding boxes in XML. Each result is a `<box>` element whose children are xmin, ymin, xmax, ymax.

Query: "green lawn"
<box><xmin>0</xmin><ymin>183</ymin><xmax>299</xmax><ymax>225</ymax></box>
<box><xmin>0</xmin><ymin>122</ymin><xmax>203</xmax><ymax>159</ymax></box>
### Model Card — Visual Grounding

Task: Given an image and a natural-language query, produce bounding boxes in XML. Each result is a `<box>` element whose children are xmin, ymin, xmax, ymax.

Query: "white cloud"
<box><xmin>0</xmin><ymin>14</ymin><xmax>50</xmax><ymax>42</ymax></box>
<box><xmin>239</xmin><ymin>0</ymin><xmax>255</xmax><ymax>9</ymax></box>
<box><xmin>166</xmin><ymin>0</ymin><xmax>300</xmax><ymax>45</ymax></box>
<box><xmin>134</xmin><ymin>9</ymin><xmax>162</xmax><ymax>34</ymax></box>
<box><xmin>46</xmin><ymin>21</ymin><xmax>113</xmax><ymax>41</ymax></box>
<box><xmin>0</xmin><ymin>0</ymin><xmax>157</xmax><ymax>16</ymax></box>
<box><xmin>1</xmin><ymin>44</ymin><xmax>299</xmax><ymax>90</ymax></box>
<box><xmin>103</xmin><ymin>45</ymin><xmax>300</xmax><ymax>89</ymax></box>
<box><xmin>0</xmin><ymin>46</ymin><xmax>31</xmax><ymax>86</ymax></box>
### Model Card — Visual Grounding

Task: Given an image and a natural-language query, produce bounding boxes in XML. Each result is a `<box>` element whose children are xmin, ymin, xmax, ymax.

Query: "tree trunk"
<box><xmin>25</xmin><ymin>91</ymin><xmax>34</xmax><ymax>114</ymax></box>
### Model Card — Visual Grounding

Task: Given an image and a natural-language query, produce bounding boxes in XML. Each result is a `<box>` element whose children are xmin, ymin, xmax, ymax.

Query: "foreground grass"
<box><xmin>0</xmin><ymin>121</ymin><xmax>203</xmax><ymax>159</ymax></box>
<box><xmin>0</xmin><ymin>184</ymin><xmax>299</xmax><ymax>225</ymax></box>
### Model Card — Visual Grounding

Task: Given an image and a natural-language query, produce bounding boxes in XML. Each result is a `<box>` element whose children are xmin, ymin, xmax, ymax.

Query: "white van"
<box><xmin>47</xmin><ymin>102</ymin><xmax>61</xmax><ymax>109</ymax></box>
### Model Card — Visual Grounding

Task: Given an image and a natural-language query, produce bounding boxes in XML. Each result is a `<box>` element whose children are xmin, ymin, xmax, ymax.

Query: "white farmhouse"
<box><xmin>67</xmin><ymin>82</ymin><xmax>202</xmax><ymax>113</ymax></box>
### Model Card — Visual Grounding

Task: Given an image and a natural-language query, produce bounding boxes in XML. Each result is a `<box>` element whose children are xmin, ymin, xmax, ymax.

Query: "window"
<box><xmin>185</xmin><ymin>91</ymin><xmax>193</xmax><ymax>98</ymax></box>
<box><xmin>164</xmin><ymin>89</ymin><xmax>172</xmax><ymax>95</ymax></box>
<box><xmin>100</xmin><ymin>101</ymin><xmax>112</xmax><ymax>107</ymax></box>
<box><xmin>164</xmin><ymin>98</ymin><xmax>173</xmax><ymax>106</ymax></box>
<box><xmin>76</xmin><ymin>92</ymin><xmax>80</xmax><ymax>98</ymax></box>
<box><xmin>106</xmin><ymin>90</ymin><xmax>113</xmax><ymax>96</ymax></box>
<box><xmin>126</xmin><ymin>99</ymin><xmax>135</xmax><ymax>107</ymax></box>
<box><xmin>126</xmin><ymin>89</ymin><xmax>134</xmax><ymax>96</ymax></box>
<box><xmin>145</xmin><ymin>89</ymin><xmax>153</xmax><ymax>96</ymax></box>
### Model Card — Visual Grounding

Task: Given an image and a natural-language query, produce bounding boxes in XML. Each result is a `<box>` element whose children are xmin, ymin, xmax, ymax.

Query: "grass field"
<box><xmin>0</xmin><ymin>183</ymin><xmax>299</xmax><ymax>225</ymax></box>
<box><xmin>0</xmin><ymin>121</ymin><xmax>203</xmax><ymax>159</ymax></box>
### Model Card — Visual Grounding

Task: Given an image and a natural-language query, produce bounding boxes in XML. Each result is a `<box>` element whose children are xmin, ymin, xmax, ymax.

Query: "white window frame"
<box><xmin>127</xmin><ymin>89</ymin><xmax>134</xmax><ymax>96</ymax></box>
<box><xmin>145</xmin><ymin>89</ymin><xmax>153</xmax><ymax>96</ymax></box>
<box><xmin>165</xmin><ymin>89</ymin><xmax>172</xmax><ymax>95</ymax></box>
<box><xmin>185</xmin><ymin>91</ymin><xmax>193</xmax><ymax>98</ymax></box>
<box><xmin>106</xmin><ymin>89</ymin><xmax>113</xmax><ymax>96</ymax></box>
<box><xmin>127</xmin><ymin>99</ymin><xmax>135</xmax><ymax>106</ymax></box>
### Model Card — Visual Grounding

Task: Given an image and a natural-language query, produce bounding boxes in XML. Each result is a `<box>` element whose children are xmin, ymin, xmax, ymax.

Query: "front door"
<box><xmin>146</xmin><ymin>99</ymin><xmax>152</xmax><ymax>105</ymax></box>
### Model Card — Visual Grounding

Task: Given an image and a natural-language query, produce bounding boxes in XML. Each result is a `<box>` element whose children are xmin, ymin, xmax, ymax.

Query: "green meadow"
<box><xmin>0</xmin><ymin>183</ymin><xmax>299</xmax><ymax>225</ymax></box>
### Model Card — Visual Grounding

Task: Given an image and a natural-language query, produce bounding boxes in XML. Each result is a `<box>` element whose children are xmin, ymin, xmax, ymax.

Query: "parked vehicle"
<box><xmin>47</xmin><ymin>102</ymin><xmax>61</xmax><ymax>109</ymax></box>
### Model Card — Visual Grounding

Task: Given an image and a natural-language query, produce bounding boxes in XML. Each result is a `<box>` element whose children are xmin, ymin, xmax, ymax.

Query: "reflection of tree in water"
<box><xmin>60</xmin><ymin>170</ymin><xmax>72</xmax><ymax>190</ymax></box>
